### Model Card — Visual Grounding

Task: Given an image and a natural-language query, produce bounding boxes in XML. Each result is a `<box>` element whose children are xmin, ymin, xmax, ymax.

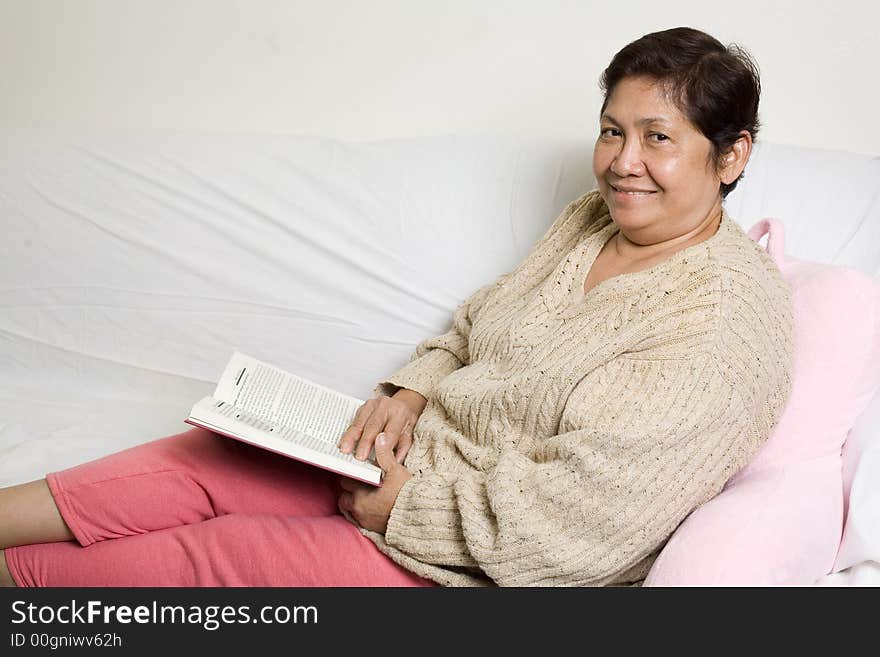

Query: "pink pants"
<box><xmin>5</xmin><ymin>427</ymin><xmax>437</xmax><ymax>587</ymax></box>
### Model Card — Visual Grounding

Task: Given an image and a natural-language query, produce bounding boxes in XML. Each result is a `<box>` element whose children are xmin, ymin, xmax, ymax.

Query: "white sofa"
<box><xmin>1</xmin><ymin>131</ymin><xmax>878</xmax><ymax>585</ymax></box>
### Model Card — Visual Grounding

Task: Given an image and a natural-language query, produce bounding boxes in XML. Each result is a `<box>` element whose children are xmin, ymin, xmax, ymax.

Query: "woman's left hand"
<box><xmin>337</xmin><ymin>433</ymin><xmax>413</xmax><ymax>534</ymax></box>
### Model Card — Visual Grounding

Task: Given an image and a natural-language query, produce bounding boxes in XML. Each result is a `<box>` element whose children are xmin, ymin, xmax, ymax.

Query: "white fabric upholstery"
<box><xmin>1</xmin><ymin>132</ymin><xmax>877</xmax><ymax>584</ymax></box>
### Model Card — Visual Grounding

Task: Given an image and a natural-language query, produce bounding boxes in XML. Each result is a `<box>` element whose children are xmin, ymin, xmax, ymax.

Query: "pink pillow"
<box><xmin>644</xmin><ymin>218</ymin><xmax>880</xmax><ymax>586</ymax></box>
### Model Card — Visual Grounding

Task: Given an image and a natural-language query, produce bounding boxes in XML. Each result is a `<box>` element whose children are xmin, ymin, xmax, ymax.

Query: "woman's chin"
<box><xmin>608</xmin><ymin>204</ymin><xmax>655</xmax><ymax>225</ymax></box>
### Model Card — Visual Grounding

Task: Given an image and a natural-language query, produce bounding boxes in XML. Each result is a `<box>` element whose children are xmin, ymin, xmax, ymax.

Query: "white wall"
<box><xmin>1</xmin><ymin>0</ymin><xmax>877</xmax><ymax>156</ymax></box>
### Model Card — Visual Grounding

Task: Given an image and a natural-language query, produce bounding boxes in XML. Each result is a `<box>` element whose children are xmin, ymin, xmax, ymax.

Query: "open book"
<box><xmin>185</xmin><ymin>351</ymin><xmax>382</xmax><ymax>486</ymax></box>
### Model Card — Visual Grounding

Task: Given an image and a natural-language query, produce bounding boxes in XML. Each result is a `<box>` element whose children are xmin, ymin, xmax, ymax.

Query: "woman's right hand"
<box><xmin>337</xmin><ymin>389</ymin><xmax>427</xmax><ymax>465</ymax></box>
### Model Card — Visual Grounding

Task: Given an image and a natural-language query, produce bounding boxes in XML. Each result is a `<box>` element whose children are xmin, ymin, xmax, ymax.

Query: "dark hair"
<box><xmin>599</xmin><ymin>27</ymin><xmax>761</xmax><ymax>199</ymax></box>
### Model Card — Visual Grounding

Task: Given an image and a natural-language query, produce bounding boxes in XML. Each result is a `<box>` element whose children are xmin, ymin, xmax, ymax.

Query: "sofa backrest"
<box><xmin>0</xmin><ymin>133</ymin><xmax>876</xmax><ymax>399</ymax></box>
<box><xmin>726</xmin><ymin>141</ymin><xmax>880</xmax><ymax>277</ymax></box>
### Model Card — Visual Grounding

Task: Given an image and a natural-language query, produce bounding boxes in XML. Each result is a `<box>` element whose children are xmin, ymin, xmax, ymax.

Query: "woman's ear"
<box><xmin>720</xmin><ymin>131</ymin><xmax>753</xmax><ymax>184</ymax></box>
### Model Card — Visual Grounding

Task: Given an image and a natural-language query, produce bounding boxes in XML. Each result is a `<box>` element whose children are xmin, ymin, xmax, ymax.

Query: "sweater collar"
<box><xmin>566</xmin><ymin>206</ymin><xmax>736</xmax><ymax>306</ymax></box>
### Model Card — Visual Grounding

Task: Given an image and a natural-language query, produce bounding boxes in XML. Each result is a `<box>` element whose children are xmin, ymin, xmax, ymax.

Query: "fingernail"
<box><xmin>377</xmin><ymin>433</ymin><xmax>386</xmax><ymax>446</ymax></box>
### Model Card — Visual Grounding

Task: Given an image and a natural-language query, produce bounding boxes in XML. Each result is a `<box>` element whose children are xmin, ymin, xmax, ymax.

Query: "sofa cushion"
<box><xmin>829</xmin><ymin>385</ymin><xmax>880</xmax><ymax>576</ymax></box>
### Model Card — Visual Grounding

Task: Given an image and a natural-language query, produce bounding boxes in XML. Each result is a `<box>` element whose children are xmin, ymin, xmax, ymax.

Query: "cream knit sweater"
<box><xmin>359</xmin><ymin>189</ymin><xmax>794</xmax><ymax>587</ymax></box>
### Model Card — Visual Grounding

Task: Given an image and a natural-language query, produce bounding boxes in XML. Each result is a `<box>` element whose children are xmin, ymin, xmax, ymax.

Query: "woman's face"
<box><xmin>592</xmin><ymin>75</ymin><xmax>723</xmax><ymax>241</ymax></box>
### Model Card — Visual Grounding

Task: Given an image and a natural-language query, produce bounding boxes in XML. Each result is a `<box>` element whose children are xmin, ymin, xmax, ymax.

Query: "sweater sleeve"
<box><xmin>383</xmin><ymin>352</ymin><xmax>792</xmax><ymax>586</ymax></box>
<box><xmin>371</xmin><ymin>271</ymin><xmax>509</xmax><ymax>400</ymax></box>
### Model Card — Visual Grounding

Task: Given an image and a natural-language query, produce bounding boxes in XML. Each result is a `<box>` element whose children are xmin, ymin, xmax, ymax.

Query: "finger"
<box><xmin>338</xmin><ymin>419</ymin><xmax>364</xmax><ymax>453</ymax></box>
<box><xmin>338</xmin><ymin>400</ymin><xmax>375</xmax><ymax>453</ymax></box>
<box><xmin>381</xmin><ymin>413</ymin><xmax>408</xmax><ymax>453</ymax></box>
<box><xmin>357</xmin><ymin>408</ymin><xmax>390</xmax><ymax>460</ymax></box>
<box><xmin>374</xmin><ymin>433</ymin><xmax>398</xmax><ymax>472</ymax></box>
<box><xmin>337</xmin><ymin>491</ymin><xmax>354</xmax><ymax>515</ymax></box>
<box><xmin>338</xmin><ymin>402</ymin><xmax>372</xmax><ymax>452</ymax></box>
<box><xmin>396</xmin><ymin>425</ymin><xmax>414</xmax><ymax>464</ymax></box>
<box><xmin>337</xmin><ymin>477</ymin><xmax>361</xmax><ymax>493</ymax></box>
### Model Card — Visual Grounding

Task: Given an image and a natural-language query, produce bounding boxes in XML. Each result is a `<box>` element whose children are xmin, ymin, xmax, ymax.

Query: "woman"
<box><xmin>0</xmin><ymin>26</ymin><xmax>793</xmax><ymax>587</ymax></box>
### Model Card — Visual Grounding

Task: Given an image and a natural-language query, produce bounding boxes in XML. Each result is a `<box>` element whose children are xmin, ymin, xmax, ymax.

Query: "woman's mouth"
<box><xmin>611</xmin><ymin>184</ymin><xmax>657</xmax><ymax>199</ymax></box>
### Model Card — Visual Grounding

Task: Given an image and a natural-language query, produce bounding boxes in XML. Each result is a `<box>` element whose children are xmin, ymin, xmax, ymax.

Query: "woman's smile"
<box><xmin>610</xmin><ymin>184</ymin><xmax>658</xmax><ymax>202</ymax></box>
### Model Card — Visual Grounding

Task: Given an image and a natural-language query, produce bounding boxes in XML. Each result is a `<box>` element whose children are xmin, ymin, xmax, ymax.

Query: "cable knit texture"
<box><xmin>360</xmin><ymin>189</ymin><xmax>795</xmax><ymax>587</ymax></box>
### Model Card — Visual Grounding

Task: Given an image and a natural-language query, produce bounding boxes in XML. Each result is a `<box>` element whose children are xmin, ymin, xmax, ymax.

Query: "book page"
<box><xmin>213</xmin><ymin>351</ymin><xmax>365</xmax><ymax>454</ymax></box>
<box><xmin>188</xmin><ymin>396</ymin><xmax>381</xmax><ymax>485</ymax></box>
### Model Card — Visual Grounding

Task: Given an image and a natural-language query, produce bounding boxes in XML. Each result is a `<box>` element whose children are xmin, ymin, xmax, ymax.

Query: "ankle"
<box><xmin>0</xmin><ymin>550</ymin><xmax>17</xmax><ymax>587</ymax></box>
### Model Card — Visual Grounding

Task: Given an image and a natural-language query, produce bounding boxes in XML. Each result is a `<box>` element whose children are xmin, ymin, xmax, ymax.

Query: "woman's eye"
<box><xmin>650</xmin><ymin>133</ymin><xmax>669</xmax><ymax>142</ymax></box>
<box><xmin>600</xmin><ymin>128</ymin><xmax>620</xmax><ymax>138</ymax></box>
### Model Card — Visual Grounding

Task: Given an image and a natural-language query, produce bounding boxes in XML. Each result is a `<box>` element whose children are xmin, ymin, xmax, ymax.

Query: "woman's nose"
<box><xmin>610</xmin><ymin>141</ymin><xmax>646</xmax><ymax>177</ymax></box>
